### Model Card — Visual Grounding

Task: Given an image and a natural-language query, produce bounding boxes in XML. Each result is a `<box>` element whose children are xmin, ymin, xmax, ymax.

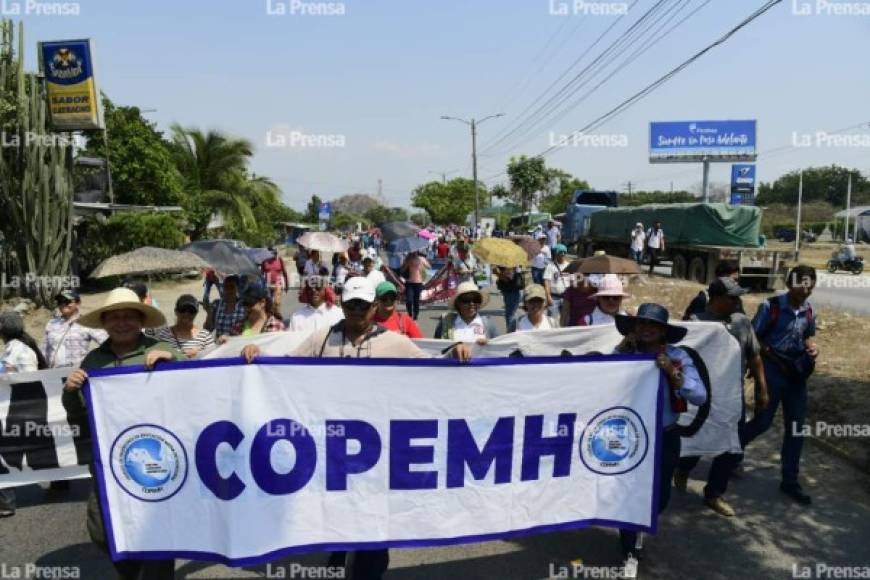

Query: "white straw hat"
<box><xmin>79</xmin><ymin>288</ymin><xmax>166</xmax><ymax>329</ymax></box>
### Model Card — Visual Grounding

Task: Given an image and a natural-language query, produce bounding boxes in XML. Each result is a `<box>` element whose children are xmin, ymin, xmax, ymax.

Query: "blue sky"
<box><xmin>16</xmin><ymin>0</ymin><xmax>870</xmax><ymax>211</ymax></box>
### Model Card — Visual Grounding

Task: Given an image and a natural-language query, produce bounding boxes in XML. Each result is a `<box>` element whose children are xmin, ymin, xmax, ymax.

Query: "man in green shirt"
<box><xmin>63</xmin><ymin>287</ymin><xmax>181</xmax><ymax>580</ymax></box>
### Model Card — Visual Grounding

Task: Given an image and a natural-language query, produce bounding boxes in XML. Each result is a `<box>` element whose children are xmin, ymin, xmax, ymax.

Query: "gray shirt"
<box><xmin>692</xmin><ymin>310</ymin><xmax>760</xmax><ymax>378</ymax></box>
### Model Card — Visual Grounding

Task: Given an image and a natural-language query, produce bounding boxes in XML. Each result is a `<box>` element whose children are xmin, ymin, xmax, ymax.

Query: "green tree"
<box><xmin>83</xmin><ymin>97</ymin><xmax>184</xmax><ymax>206</ymax></box>
<box><xmin>756</xmin><ymin>165</ymin><xmax>869</xmax><ymax>206</ymax></box>
<box><xmin>540</xmin><ymin>168</ymin><xmax>590</xmax><ymax>216</ymax></box>
<box><xmin>364</xmin><ymin>205</ymin><xmax>409</xmax><ymax>225</ymax></box>
<box><xmin>305</xmin><ymin>194</ymin><xmax>323</xmax><ymax>223</ymax></box>
<box><xmin>409</xmin><ymin>211</ymin><xmax>429</xmax><ymax>227</ymax></box>
<box><xmin>171</xmin><ymin>125</ymin><xmax>257</xmax><ymax>239</ymax></box>
<box><xmin>412</xmin><ymin>178</ymin><xmax>484</xmax><ymax>225</ymax></box>
<box><xmin>506</xmin><ymin>155</ymin><xmax>549</xmax><ymax>215</ymax></box>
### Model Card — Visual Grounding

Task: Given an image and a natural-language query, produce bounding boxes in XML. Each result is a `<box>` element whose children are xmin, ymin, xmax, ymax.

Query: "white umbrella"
<box><xmin>297</xmin><ymin>232</ymin><xmax>348</xmax><ymax>253</ymax></box>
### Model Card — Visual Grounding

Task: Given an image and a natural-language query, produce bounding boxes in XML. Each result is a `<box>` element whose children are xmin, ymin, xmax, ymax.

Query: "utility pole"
<box><xmin>702</xmin><ymin>157</ymin><xmax>710</xmax><ymax>202</ymax></box>
<box><xmin>623</xmin><ymin>181</ymin><xmax>633</xmax><ymax>196</ymax></box>
<box><xmin>845</xmin><ymin>173</ymin><xmax>852</xmax><ymax>241</ymax></box>
<box><xmin>795</xmin><ymin>170</ymin><xmax>803</xmax><ymax>257</ymax></box>
<box><xmin>428</xmin><ymin>170</ymin><xmax>457</xmax><ymax>185</ymax></box>
<box><xmin>441</xmin><ymin>113</ymin><xmax>505</xmax><ymax>229</ymax></box>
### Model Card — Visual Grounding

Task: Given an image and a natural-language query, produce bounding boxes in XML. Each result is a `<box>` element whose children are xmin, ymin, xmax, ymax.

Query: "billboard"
<box><xmin>730</xmin><ymin>164</ymin><xmax>756</xmax><ymax>206</ymax></box>
<box><xmin>318</xmin><ymin>202</ymin><xmax>332</xmax><ymax>222</ymax></box>
<box><xmin>38</xmin><ymin>39</ymin><xmax>104</xmax><ymax>131</ymax></box>
<box><xmin>649</xmin><ymin>120</ymin><xmax>756</xmax><ymax>163</ymax></box>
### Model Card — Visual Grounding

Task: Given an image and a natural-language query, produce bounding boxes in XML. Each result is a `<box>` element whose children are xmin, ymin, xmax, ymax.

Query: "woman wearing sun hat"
<box><xmin>61</xmin><ymin>287</ymin><xmax>182</xmax><ymax>579</ymax></box>
<box><xmin>434</xmin><ymin>281</ymin><xmax>498</xmax><ymax>343</ymax></box>
<box><xmin>582</xmin><ymin>274</ymin><xmax>631</xmax><ymax>326</ymax></box>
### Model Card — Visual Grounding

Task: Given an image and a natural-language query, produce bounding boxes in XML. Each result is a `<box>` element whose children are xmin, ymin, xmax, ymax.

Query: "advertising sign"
<box><xmin>318</xmin><ymin>202</ymin><xmax>332</xmax><ymax>222</ymax></box>
<box><xmin>649</xmin><ymin>120</ymin><xmax>757</xmax><ymax>163</ymax></box>
<box><xmin>730</xmin><ymin>164</ymin><xmax>756</xmax><ymax>205</ymax></box>
<box><xmin>38</xmin><ymin>39</ymin><xmax>104</xmax><ymax>131</ymax></box>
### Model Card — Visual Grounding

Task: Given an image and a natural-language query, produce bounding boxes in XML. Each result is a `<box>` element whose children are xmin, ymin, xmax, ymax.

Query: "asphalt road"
<box><xmin>2</xmin><ymin>285</ymin><xmax>868</xmax><ymax>579</ymax></box>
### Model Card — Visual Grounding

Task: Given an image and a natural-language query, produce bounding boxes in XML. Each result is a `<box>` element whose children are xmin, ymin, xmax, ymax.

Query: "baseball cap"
<box><xmin>375</xmin><ymin>281</ymin><xmax>398</xmax><ymax>298</ymax></box>
<box><xmin>553</xmin><ymin>244</ymin><xmax>567</xmax><ymax>254</ymax></box>
<box><xmin>708</xmin><ymin>277</ymin><xmax>749</xmax><ymax>298</ymax></box>
<box><xmin>55</xmin><ymin>289</ymin><xmax>80</xmax><ymax>303</ymax></box>
<box><xmin>342</xmin><ymin>276</ymin><xmax>376</xmax><ymax>303</ymax></box>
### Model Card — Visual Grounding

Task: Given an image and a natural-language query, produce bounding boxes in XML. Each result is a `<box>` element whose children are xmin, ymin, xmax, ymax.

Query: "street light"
<box><xmin>441</xmin><ymin>113</ymin><xmax>505</xmax><ymax>231</ymax></box>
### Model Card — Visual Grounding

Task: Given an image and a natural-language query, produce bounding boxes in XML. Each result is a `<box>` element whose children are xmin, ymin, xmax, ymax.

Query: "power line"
<box><xmin>481</xmin><ymin>0</ymin><xmax>784</xmax><ymax>187</ymax></box>
<box><xmin>486</xmin><ymin>0</ymin><xmax>704</xmax><ymax>157</ymax></box>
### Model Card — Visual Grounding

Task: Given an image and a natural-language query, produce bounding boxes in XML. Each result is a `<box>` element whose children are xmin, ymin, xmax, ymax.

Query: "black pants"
<box><xmin>619</xmin><ymin>429</ymin><xmax>680</xmax><ymax>555</ymax></box>
<box><xmin>646</xmin><ymin>247</ymin><xmax>660</xmax><ymax>273</ymax></box>
<box><xmin>405</xmin><ymin>282</ymin><xmax>423</xmax><ymax>320</ymax></box>
<box><xmin>327</xmin><ymin>550</ymin><xmax>390</xmax><ymax>580</ymax></box>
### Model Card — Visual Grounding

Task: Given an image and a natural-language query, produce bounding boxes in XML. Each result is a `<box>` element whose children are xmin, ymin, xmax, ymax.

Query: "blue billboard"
<box><xmin>318</xmin><ymin>202</ymin><xmax>332</xmax><ymax>222</ymax></box>
<box><xmin>730</xmin><ymin>164</ymin><xmax>756</xmax><ymax>206</ymax></box>
<box><xmin>649</xmin><ymin>120</ymin><xmax>757</xmax><ymax>163</ymax></box>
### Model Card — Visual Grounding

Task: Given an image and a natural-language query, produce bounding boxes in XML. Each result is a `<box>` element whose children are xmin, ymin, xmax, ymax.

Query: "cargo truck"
<box><xmin>562</xmin><ymin>193</ymin><xmax>794</xmax><ymax>290</ymax></box>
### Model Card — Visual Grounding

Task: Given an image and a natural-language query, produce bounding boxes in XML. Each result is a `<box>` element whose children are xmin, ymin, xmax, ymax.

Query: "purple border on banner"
<box><xmin>83</xmin><ymin>353</ymin><xmax>662</xmax><ymax>565</ymax></box>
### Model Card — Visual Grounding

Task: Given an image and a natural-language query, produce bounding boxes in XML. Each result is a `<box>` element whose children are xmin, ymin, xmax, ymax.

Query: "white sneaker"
<box><xmin>622</xmin><ymin>553</ymin><xmax>639</xmax><ymax>579</ymax></box>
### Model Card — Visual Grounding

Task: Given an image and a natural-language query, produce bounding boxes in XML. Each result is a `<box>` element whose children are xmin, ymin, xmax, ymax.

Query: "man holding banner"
<box><xmin>62</xmin><ymin>287</ymin><xmax>181</xmax><ymax>580</ymax></box>
<box><xmin>242</xmin><ymin>276</ymin><xmax>471</xmax><ymax>579</ymax></box>
<box><xmin>614</xmin><ymin>304</ymin><xmax>707</xmax><ymax>574</ymax></box>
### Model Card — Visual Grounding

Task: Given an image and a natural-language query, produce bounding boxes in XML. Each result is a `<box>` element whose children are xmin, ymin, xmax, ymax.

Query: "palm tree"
<box><xmin>171</xmin><ymin>125</ymin><xmax>258</xmax><ymax>239</ymax></box>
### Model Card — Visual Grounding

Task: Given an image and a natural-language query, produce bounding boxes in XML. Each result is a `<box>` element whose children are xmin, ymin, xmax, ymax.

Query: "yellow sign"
<box><xmin>38</xmin><ymin>39</ymin><xmax>103</xmax><ymax>131</ymax></box>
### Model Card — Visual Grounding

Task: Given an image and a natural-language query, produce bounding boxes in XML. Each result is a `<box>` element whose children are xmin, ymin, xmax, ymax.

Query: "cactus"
<box><xmin>0</xmin><ymin>19</ymin><xmax>76</xmax><ymax>306</ymax></box>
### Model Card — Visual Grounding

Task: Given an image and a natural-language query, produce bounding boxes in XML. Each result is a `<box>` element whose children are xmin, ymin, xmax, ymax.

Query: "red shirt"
<box><xmin>376</xmin><ymin>311</ymin><xmax>423</xmax><ymax>338</ymax></box>
<box><xmin>436</xmin><ymin>242</ymin><xmax>450</xmax><ymax>259</ymax></box>
<box><xmin>261</xmin><ymin>257</ymin><xmax>287</xmax><ymax>285</ymax></box>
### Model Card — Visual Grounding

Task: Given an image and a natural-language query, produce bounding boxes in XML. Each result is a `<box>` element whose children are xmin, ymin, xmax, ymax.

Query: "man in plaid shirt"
<box><xmin>206</xmin><ymin>275</ymin><xmax>247</xmax><ymax>339</ymax></box>
<box><xmin>41</xmin><ymin>290</ymin><xmax>107</xmax><ymax>368</ymax></box>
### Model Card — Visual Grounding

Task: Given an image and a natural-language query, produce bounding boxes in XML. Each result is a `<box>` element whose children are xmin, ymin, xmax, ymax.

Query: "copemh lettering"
<box><xmin>194</xmin><ymin>414</ymin><xmax>596</xmax><ymax>499</ymax></box>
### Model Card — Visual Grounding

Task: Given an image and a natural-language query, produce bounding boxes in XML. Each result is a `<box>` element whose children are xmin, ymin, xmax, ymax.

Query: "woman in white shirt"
<box><xmin>510</xmin><ymin>284</ymin><xmax>560</xmax><ymax>332</ymax></box>
<box><xmin>583</xmin><ymin>274</ymin><xmax>630</xmax><ymax>326</ymax></box>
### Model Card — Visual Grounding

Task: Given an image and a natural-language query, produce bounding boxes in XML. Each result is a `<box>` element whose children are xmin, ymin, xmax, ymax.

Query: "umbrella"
<box><xmin>512</xmin><ymin>236</ymin><xmax>542</xmax><ymax>261</ymax></box>
<box><xmin>296</xmin><ymin>231</ymin><xmax>348</xmax><ymax>254</ymax></box>
<box><xmin>381</xmin><ymin>221</ymin><xmax>420</xmax><ymax>242</ymax></box>
<box><xmin>244</xmin><ymin>248</ymin><xmax>274</xmax><ymax>264</ymax></box>
<box><xmin>179</xmin><ymin>240</ymin><xmax>260</xmax><ymax>277</ymax></box>
<box><xmin>471</xmin><ymin>238</ymin><xmax>529</xmax><ymax>268</ymax></box>
<box><xmin>417</xmin><ymin>229</ymin><xmax>437</xmax><ymax>240</ymax></box>
<box><xmin>388</xmin><ymin>236</ymin><xmax>429</xmax><ymax>254</ymax></box>
<box><xmin>573</xmin><ymin>253</ymin><xmax>641</xmax><ymax>275</ymax></box>
<box><xmin>90</xmin><ymin>247</ymin><xmax>210</xmax><ymax>279</ymax></box>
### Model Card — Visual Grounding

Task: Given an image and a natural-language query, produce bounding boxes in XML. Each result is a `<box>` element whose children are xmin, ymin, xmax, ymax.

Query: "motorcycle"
<box><xmin>826</xmin><ymin>253</ymin><xmax>864</xmax><ymax>275</ymax></box>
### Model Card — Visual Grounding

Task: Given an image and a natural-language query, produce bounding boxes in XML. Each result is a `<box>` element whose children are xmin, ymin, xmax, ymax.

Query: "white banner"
<box><xmin>204</xmin><ymin>322</ymin><xmax>744</xmax><ymax>457</ymax></box>
<box><xmin>0</xmin><ymin>368</ymin><xmax>91</xmax><ymax>488</ymax></box>
<box><xmin>86</xmin><ymin>356</ymin><xmax>663</xmax><ymax>565</ymax></box>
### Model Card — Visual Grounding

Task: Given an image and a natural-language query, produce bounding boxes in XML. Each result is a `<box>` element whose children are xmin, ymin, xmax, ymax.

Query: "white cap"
<box><xmin>342</xmin><ymin>276</ymin><xmax>376</xmax><ymax>303</ymax></box>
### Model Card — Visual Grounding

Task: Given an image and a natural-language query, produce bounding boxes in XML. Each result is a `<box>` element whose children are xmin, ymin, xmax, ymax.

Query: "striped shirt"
<box><xmin>152</xmin><ymin>326</ymin><xmax>215</xmax><ymax>355</ymax></box>
<box><xmin>41</xmin><ymin>315</ymin><xmax>108</xmax><ymax>368</ymax></box>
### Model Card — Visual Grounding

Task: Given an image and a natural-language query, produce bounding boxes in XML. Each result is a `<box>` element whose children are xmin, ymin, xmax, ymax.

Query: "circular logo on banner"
<box><xmin>579</xmin><ymin>407</ymin><xmax>648</xmax><ymax>475</ymax></box>
<box><xmin>110</xmin><ymin>424</ymin><xmax>188</xmax><ymax>502</ymax></box>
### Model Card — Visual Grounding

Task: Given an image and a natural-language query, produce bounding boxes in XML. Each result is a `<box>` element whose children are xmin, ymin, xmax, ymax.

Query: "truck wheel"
<box><xmin>689</xmin><ymin>257</ymin><xmax>707</xmax><ymax>283</ymax></box>
<box><xmin>672</xmin><ymin>254</ymin><xmax>687</xmax><ymax>279</ymax></box>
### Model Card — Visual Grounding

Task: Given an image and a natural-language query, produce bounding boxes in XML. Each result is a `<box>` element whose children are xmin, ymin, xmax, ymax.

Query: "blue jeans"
<box><xmin>630</xmin><ymin>249</ymin><xmax>643</xmax><ymax>264</ymax></box>
<box><xmin>531</xmin><ymin>268</ymin><xmax>544</xmax><ymax>285</ymax></box>
<box><xmin>742</xmin><ymin>360</ymin><xmax>807</xmax><ymax>485</ymax></box>
<box><xmin>549</xmin><ymin>296</ymin><xmax>563</xmax><ymax>320</ymax></box>
<box><xmin>503</xmin><ymin>288</ymin><xmax>521</xmax><ymax>329</ymax></box>
<box><xmin>203</xmin><ymin>278</ymin><xmax>222</xmax><ymax>305</ymax></box>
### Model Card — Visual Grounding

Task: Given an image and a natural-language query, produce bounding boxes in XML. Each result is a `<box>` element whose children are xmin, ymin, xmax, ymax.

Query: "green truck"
<box><xmin>577</xmin><ymin>203</ymin><xmax>795</xmax><ymax>290</ymax></box>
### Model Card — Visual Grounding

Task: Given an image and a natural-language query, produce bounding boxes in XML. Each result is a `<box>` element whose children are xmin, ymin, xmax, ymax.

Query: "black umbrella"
<box><xmin>388</xmin><ymin>236</ymin><xmax>429</xmax><ymax>254</ymax></box>
<box><xmin>179</xmin><ymin>240</ymin><xmax>260</xmax><ymax>277</ymax></box>
<box><xmin>381</xmin><ymin>222</ymin><xmax>420</xmax><ymax>242</ymax></box>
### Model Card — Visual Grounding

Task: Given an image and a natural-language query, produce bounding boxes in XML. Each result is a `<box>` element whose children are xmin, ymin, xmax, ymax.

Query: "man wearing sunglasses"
<box><xmin>240</xmin><ymin>276</ymin><xmax>471</xmax><ymax>580</ymax></box>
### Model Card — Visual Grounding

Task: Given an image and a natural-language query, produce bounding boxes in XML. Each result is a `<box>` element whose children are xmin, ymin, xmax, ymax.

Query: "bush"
<box><xmin>77</xmin><ymin>212</ymin><xmax>186</xmax><ymax>274</ymax></box>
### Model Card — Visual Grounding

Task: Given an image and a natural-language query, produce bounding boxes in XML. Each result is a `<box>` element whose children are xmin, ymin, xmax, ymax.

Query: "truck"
<box><xmin>563</xmin><ymin>192</ymin><xmax>795</xmax><ymax>290</ymax></box>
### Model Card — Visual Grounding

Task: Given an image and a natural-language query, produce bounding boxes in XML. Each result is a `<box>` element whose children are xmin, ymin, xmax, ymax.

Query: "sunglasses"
<box><xmin>457</xmin><ymin>296</ymin><xmax>482</xmax><ymax>305</ymax></box>
<box><xmin>343</xmin><ymin>299</ymin><xmax>373</xmax><ymax>312</ymax></box>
